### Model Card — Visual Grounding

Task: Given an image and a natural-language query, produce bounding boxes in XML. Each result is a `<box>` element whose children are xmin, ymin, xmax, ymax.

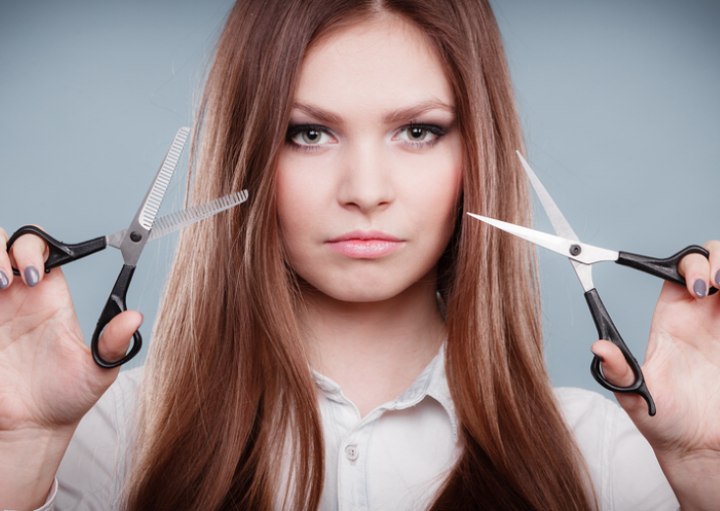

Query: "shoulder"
<box><xmin>553</xmin><ymin>387</ymin><xmax>679</xmax><ymax>511</ymax></box>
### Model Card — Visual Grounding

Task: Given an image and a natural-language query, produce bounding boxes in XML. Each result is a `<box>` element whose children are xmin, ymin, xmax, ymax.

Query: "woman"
<box><xmin>1</xmin><ymin>0</ymin><xmax>718</xmax><ymax>509</ymax></box>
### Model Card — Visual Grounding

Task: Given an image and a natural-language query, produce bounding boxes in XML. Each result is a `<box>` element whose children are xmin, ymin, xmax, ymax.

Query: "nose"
<box><xmin>337</xmin><ymin>140</ymin><xmax>394</xmax><ymax>213</ymax></box>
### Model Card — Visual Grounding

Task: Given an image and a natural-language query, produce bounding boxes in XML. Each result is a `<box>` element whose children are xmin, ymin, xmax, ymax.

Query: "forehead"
<box><xmin>295</xmin><ymin>12</ymin><xmax>453</xmax><ymax>109</ymax></box>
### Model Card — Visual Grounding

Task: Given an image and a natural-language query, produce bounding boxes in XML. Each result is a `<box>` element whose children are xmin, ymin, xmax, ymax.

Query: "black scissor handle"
<box><xmin>617</xmin><ymin>245</ymin><xmax>718</xmax><ymax>295</ymax></box>
<box><xmin>585</xmin><ymin>288</ymin><xmax>656</xmax><ymax>416</ymax></box>
<box><xmin>7</xmin><ymin>225</ymin><xmax>106</xmax><ymax>275</ymax></box>
<box><xmin>90</xmin><ymin>264</ymin><xmax>142</xmax><ymax>368</ymax></box>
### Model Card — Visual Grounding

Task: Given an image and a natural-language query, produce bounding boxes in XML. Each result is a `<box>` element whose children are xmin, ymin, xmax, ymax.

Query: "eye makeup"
<box><xmin>392</xmin><ymin>122</ymin><xmax>450</xmax><ymax>149</ymax></box>
<box><xmin>285</xmin><ymin>123</ymin><xmax>336</xmax><ymax>151</ymax></box>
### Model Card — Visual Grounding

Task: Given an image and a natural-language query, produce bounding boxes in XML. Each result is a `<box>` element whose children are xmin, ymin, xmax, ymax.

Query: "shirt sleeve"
<box><xmin>555</xmin><ymin>387</ymin><xmax>680</xmax><ymax>511</ymax></box>
<box><xmin>48</xmin><ymin>367</ymin><xmax>142</xmax><ymax>511</ymax></box>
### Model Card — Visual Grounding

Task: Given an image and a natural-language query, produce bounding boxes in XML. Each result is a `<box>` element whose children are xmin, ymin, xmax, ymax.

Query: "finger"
<box><xmin>705</xmin><ymin>240</ymin><xmax>720</xmax><ymax>289</ymax></box>
<box><xmin>7</xmin><ymin>228</ymin><xmax>49</xmax><ymax>288</ymax></box>
<box><xmin>591</xmin><ymin>339</ymin><xmax>635</xmax><ymax>386</ymax></box>
<box><xmin>591</xmin><ymin>339</ymin><xmax>647</xmax><ymax>413</ymax></box>
<box><xmin>96</xmin><ymin>310</ymin><xmax>143</xmax><ymax>364</ymax></box>
<box><xmin>678</xmin><ymin>252</ymin><xmax>710</xmax><ymax>299</ymax></box>
<box><xmin>0</xmin><ymin>228</ymin><xmax>11</xmax><ymax>290</ymax></box>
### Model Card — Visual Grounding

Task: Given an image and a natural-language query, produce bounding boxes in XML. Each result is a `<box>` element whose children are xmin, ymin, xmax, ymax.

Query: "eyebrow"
<box><xmin>383</xmin><ymin>100</ymin><xmax>456</xmax><ymax>124</ymax></box>
<box><xmin>290</xmin><ymin>100</ymin><xmax>456</xmax><ymax>126</ymax></box>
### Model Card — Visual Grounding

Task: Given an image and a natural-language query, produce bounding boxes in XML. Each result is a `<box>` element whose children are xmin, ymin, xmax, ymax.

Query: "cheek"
<box><xmin>426</xmin><ymin>154</ymin><xmax>463</xmax><ymax>250</ymax></box>
<box><xmin>275</xmin><ymin>148</ymin><xmax>336</xmax><ymax>224</ymax></box>
<box><xmin>417</xmin><ymin>145</ymin><xmax>463</xmax><ymax>228</ymax></box>
<box><xmin>434</xmin><ymin>177</ymin><xmax>462</xmax><ymax>243</ymax></box>
<box><xmin>275</xmin><ymin>163</ymin><xmax>330</xmax><ymax>270</ymax></box>
<box><xmin>275</xmin><ymin>169</ymin><xmax>298</xmax><ymax>230</ymax></box>
<box><xmin>275</xmin><ymin>153</ymin><xmax>319</xmax><ymax>226</ymax></box>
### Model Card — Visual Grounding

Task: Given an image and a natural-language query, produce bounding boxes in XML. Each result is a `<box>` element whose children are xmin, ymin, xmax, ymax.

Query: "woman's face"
<box><xmin>276</xmin><ymin>12</ymin><xmax>462</xmax><ymax>304</ymax></box>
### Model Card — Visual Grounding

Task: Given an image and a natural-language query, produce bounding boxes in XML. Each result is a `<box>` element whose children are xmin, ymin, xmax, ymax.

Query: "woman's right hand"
<box><xmin>0</xmin><ymin>226</ymin><xmax>142</xmax><ymax>509</ymax></box>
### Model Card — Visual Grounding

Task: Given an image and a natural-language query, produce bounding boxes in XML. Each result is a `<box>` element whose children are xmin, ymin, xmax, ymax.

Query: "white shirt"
<box><xmin>35</xmin><ymin>347</ymin><xmax>679</xmax><ymax>510</ymax></box>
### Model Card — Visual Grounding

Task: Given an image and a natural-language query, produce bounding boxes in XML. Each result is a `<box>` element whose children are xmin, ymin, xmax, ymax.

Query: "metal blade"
<box><xmin>515</xmin><ymin>151</ymin><xmax>598</xmax><ymax>290</ymax></box>
<box><xmin>107</xmin><ymin>190</ymin><xmax>250</xmax><ymax>248</ymax></box>
<box><xmin>466</xmin><ymin>213</ymin><xmax>618</xmax><ymax>266</ymax></box>
<box><xmin>137</xmin><ymin>127</ymin><xmax>189</xmax><ymax>231</ymax></box>
<box><xmin>117</xmin><ymin>127</ymin><xmax>189</xmax><ymax>265</ymax></box>
<box><xmin>516</xmin><ymin>151</ymin><xmax>579</xmax><ymax>241</ymax></box>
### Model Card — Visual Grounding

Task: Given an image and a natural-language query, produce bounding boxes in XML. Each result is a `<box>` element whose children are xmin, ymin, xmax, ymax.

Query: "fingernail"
<box><xmin>693</xmin><ymin>279</ymin><xmax>707</xmax><ymax>298</ymax></box>
<box><xmin>24</xmin><ymin>266</ymin><xmax>40</xmax><ymax>287</ymax></box>
<box><xmin>715</xmin><ymin>269</ymin><xmax>720</xmax><ymax>287</ymax></box>
<box><xmin>0</xmin><ymin>270</ymin><xmax>8</xmax><ymax>289</ymax></box>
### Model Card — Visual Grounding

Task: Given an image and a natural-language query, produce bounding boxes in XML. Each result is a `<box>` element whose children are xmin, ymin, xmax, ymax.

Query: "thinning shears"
<box><xmin>468</xmin><ymin>152</ymin><xmax>716</xmax><ymax>416</ymax></box>
<box><xmin>7</xmin><ymin>127</ymin><xmax>249</xmax><ymax>368</ymax></box>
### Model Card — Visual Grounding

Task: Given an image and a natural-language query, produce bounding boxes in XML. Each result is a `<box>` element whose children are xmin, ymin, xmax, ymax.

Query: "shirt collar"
<box><xmin>423</xmin><ymin>343</ymin><xmax>459</xmax><ymax>441</ymax></box>
<box><xmin>311</xmin><ymin>342</ymin><xmax>459</xmax><ymax>441</ymax></box>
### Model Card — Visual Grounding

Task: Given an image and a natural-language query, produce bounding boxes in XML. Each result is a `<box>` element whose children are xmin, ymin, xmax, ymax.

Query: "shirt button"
<box><xmin>344</xmin><ymin>444</ymin><xmax>359</xmax><ymax>462</ymax></box>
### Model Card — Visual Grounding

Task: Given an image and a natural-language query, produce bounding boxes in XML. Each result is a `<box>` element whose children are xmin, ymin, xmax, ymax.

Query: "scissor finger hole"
<box><xmin>7</xmin><ymin>226</ymin><xmax>52</xmax><ymax>273</ymax></box>
<box><xmin>93</xmin><ymin>319</ymin><xmax>142</xmax><ymax>369</ymax></box>
<box><xmin>591</xmin><ymin>352</ymin><xmax>643</xmax><ymax>392</ymax></box>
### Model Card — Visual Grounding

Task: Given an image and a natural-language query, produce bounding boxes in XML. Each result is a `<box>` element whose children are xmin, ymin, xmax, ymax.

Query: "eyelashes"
<box><xmin>392</xmin><ymin>123</ymin><xmax>448</xmax><ymax>148</ymax></box>
<box><xmin>285</xmin><ymin>124</ymin><xmax>335</xmax><ymax>150</ymax></box>
<box><xmin>285</xmin><ymin>122</ymin><xmax>450</xmax><ymax>152</ymax></box>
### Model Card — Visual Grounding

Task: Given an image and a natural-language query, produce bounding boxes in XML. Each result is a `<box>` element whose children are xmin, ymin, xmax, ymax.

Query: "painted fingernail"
<box><xmin>693</xmin><ymin>279</ymin><xmax>707</xmax><ymax>298</ymax></box>
<box><xmin>0</xmin><ymin>270</ymin><xmax>9</xmax><ymax>289</ymax></box>
<box><xmin>715</xmin><ymin>269</ymin><xmax>720</xmax><ymax>287</ymax></box>
<box><xmin>24</xmin><ymin>266</ymin><xmax>40</xmax><ymax>287</ymax></box>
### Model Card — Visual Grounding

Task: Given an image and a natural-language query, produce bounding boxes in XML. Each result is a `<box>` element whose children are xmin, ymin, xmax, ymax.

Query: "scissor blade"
<box><xmin>118</xmin><ymin>127</ymin><xmax>189</xmax><ymax>265</ymax></box>
<box><xmin>516</xmin><ymin>151</ymin><xmax>580</xmax><ymax>241</ymax></box>
<box><xmin>149</xmin><ymin>189</ymin><xmax>249</xmax><ymax>240</ymax></box>
<box><xmin>107</xmin><ymin>190</ymin><xmax>250</xmax><ymax>248</ymax></box>
<box><xmin>137</xmin><ymin>127</ymin><xmax>190</xmax><ymax>231</ymax></box>
<box><xmin>466</xmin><ymin>213</ymin><xmax>619</xmax><ymax>265</ymax></box>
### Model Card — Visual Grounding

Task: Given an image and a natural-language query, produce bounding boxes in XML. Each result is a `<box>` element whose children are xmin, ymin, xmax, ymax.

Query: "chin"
<box><xmin>298</xmin><ymin>269</ymin><xmax>437</xmax><ymax>306</ymax></box>
<box><xmin>308</xmin><ymin>281</ymin><xmax>405</xmax><ymax>304</ymax></box>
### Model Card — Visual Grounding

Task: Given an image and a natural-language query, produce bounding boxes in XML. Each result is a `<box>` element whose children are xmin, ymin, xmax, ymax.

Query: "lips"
<box><xmin>326</xmin><ymin>231</ymin><xmax>404</xmax><ymax>259</ymax></box>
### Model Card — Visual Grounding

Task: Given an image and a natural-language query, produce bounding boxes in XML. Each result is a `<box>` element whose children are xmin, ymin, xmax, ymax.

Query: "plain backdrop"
<box><xmin>1</xmin><ymin>1</ymin><xmax>718</xmax><ymax>397</ymax></box>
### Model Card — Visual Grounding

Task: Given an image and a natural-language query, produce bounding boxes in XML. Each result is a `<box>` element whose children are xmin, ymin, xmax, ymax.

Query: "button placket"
<box><xmin>337</xmin><ymin>424</ymin><xmax>373</xmax><ymax>510</ymax></box>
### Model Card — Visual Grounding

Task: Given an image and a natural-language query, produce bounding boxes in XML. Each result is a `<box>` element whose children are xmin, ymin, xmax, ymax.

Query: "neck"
<box><xmin>299</xmin><ymin>274</ymin><xmax>446</xmax><ymax>416</ymax></box>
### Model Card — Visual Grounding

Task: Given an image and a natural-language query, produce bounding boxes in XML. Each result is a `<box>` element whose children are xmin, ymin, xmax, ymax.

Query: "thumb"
<box><xmin>95</xmin><ymin>310</ymin><xmax>144</xmax><ymax>367</ymax></box>
<box><xmin>591</xmin><ymin>339</ymin><xmax>649</xmax><ymax>416</ymax></box>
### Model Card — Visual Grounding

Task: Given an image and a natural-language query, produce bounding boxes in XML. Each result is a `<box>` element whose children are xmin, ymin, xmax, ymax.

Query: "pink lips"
<box><xmin>326</xmin><ymin>231</ymin><xmax>404</xmax><ymax>259</ymax></box>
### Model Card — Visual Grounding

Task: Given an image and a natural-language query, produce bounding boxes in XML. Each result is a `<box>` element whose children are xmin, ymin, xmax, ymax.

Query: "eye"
<box><xmin>286</xmin><ymin>124</ymin><xmax>335</xmax><ymax>149</ymax></box>
<box><xmin>394</xmin><ymin>123</ymin><xmax>447</xmax><ymax>147</ymax></box>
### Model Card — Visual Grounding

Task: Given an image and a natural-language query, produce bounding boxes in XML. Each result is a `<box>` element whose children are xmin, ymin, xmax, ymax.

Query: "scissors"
<box><xmin>467</xmin><ymin>152</ymin><xmax>716</xmax><ymax>416</ymax></box>
<box><xmin>7</xmin><ymin>127</ymin><xmax>250</xmax><ymax>369</ymax></box>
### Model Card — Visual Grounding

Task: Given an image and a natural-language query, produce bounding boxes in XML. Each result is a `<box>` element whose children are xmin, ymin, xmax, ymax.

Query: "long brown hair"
<box><xmin>125</xmin><ymin>1</ymin><xmax>594</xmax><ymax>509</ymax></box>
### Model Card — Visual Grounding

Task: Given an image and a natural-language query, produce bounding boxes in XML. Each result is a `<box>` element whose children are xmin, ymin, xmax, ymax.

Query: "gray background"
<box><xmin>1</xmin><ymin>1</ymin><xmax>718</xmax><ymax>395</ymax></box>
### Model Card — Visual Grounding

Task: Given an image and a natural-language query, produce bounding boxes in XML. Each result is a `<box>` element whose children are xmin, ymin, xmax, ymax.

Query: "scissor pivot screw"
<box><xmin>130</xmin><ymin>231</ymin><xmax>143</xmax><ymax>243</ymax></box>
<box><xmin>569</xmin><ymin>244</ymin><xmax>582</xmax><ymax>256</ymax></box>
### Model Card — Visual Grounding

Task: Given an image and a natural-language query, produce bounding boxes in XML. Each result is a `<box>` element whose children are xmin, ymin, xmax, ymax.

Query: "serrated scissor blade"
<box><xmin>117</xmin><ymin>127</ymin><xmax>189</xmax><ymax>265</ymax></box>
<box><xmin>138</xmin><ymin>128</ymin><xmax>189</xmax><ymax>231</ymax></box>
<box><xmin>107</xmin><ymin>189</ymin><xmax>250</xmax><ymax>247</ymax></box>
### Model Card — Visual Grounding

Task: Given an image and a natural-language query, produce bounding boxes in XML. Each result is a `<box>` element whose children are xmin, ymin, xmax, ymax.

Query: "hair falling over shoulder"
<box><xmin>124</xmin><ymin>1</ymin><xmax>596</xmax><ymax>509</ymax></box>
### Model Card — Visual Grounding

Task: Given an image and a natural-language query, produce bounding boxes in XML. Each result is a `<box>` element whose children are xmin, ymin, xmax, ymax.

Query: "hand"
<box><xmin>0</xmin><ymin>226</ymin><xmax>142</xmax><ymax>508</ymax></box>
<box><xmin>593</xmin><ymin>240</ymin><xmax>720</xmax><ymax>510</ymax></box>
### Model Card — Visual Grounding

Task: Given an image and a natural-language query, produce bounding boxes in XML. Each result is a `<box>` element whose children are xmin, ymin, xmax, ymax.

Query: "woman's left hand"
<box><xmin>592</xmin><ymin>240</ymin><xmax>720</xmax><ymax>510</ymax></box>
